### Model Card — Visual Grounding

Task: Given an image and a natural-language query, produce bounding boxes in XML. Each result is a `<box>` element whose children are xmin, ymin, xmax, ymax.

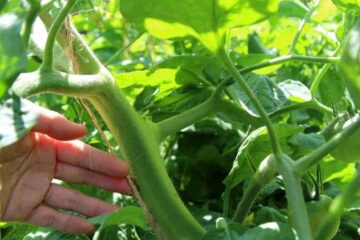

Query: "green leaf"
<box><xmin>332</xmin><ymin>0</ymin><xmax>360</xmax><ymax>12</ymax></box>
<box><xmin>0</xmin><ymin>222</ymin><xmax>38</xmax><ymax>240</ymax></box>
<box><xmin>134</xmin><ymin>86</ymin><xmax>160</xmax><ymax>112</ymax></box>
<box><xmin>238</xmin><ymin>222</ymin><xmax>297</xmax><ymax>239</ymax></box>
<box><xmin>227</xmin><ymin>74</ymin><xmax>287</xmax><ymax>115</ymax></box>
<box><xmin>0</xmin><ymin>94</ymin><xmax>40</xmax><ymax>148</ymax></box>
<box><xmin>289</xmin><ymin>132</ymin><xmax>325</xmax><ymax>158</ymax></box>
<box><xmin>41</xmin><ymin>231</ymin><xmax>89</xmax><ymax>240</ymax></box>
<box><xmin>339</xmin><ymin>24</ymin><xmax>360</xmax><ymax>109</ymax></box>
<box><xmin>188</xmin><ymin>207</ymin><xmax>222</xmax><ymax>230</ymax></box>
<box><xmin>115</xmin><ymin>69</ymin><xmax>180</xmax><ymax>101</ymax></box>
<box><xmin>224</xmin><ymin>124</ymin><xmax>302</xmax><ymax>189</ymax></box>
<box><xmin>152</xmin><ymin>55</ymin><xmax>213</xmax><ymax>85</ymax></box>
<box><xmin>0</xmin><ymin>14</ymin><xmax>27</xmax><ymax>99</ymax></box>
<box><xmin>289</xmin><ymin>132</ymin><xmax>325</xmax><ymax>149</ymax></box>
<box><xmin>278</xmin><ymin>0</ymin><xmax>309</xmax><ymax>18</ymax></box>
<box><xmin>254</xmin><ymin>207</ymin><xmax>288</xmax><ymax>225</ymax></box>
<box><xmin>88</xmin><ymin>206</ymin><xmax>148</xmax><ymax>229</ymax></box>
<box><xmin>319</xmin><ymin>68</ymin><xmax>346</xmax><ymax>108</ymax></box>
<box><xmin>278</xmin><ymin>80</ymin><xmax>312</xmax><ymax>103</ymax></box>
<box><xmin>200</xmin><ymin>222</ymin><xmax>247</xmax><ymax>240</ymax></box>
<box><xmin>115</xmin><ymin>55</ymin><xmax>213</xmax><ymax>101</ymax></box>
<box><xmin>0</xmin><ymin>0</ymin><xmax>7</xmax><ymax>11</ymax></box>
<box><xmin>248</xmin><ymin>33</ymin><xmax>278</xmax><ymax>55</ymax></box>
<box><xmin>0</xmin><ymin>0</ymin><xmax>23</xmax><ymax>15</ymax></box>
<box><xmin>120</xmin><ymin>0</ymin><xmax>279</xmax><ymax>52</ymax></box>
<box><xmin>149</xmin><ymin>86</ymin><xmax>213</xmax><ymax>122</ymax></box>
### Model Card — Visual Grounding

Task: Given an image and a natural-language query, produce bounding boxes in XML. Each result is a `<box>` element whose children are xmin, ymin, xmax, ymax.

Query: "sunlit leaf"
<box><xmin>278</xmin><ymin>80</ymin><xmax>312</xmax><ymax>103</ymax></box>
<box><xmin>278</xmin><ymin>0</ymin><xmax>309</xmax><ymax>18</ymax></box>
<box><xmin>333</xmin><ymin>0</ymin><xmax>360</xmax><ymax>12</ymax></box>
<box><xmin>152</xmin><ymin>55</ymin><xmax>213</xmax><ymax>85</ymax></box>
<box><xmin>120</xmin><ymin>0</ymin><xmax>279</xmax><ymax>52</ymax></box>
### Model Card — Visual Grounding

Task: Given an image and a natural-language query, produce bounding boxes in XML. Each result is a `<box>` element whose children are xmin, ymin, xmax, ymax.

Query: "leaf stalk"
<box><xmin>41</xmin><ymin>0</ymin><xmax>78</xmax><ymax>71</ymax></box>
<box><xmin>218</xmin><ymin>49</ymin><xmax>283</xmax><ymax>160</ymax></box>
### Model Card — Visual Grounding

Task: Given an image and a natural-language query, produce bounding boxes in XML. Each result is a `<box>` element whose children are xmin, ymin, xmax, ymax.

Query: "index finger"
<box><xmin>32</xmin><ymin>106</ymin><xmax>86</xmax><ymax>141</ymax></box>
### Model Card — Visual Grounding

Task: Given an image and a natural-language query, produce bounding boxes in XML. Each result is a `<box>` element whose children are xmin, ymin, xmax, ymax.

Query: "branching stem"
<box><xmin>295</xmin><ymin>114</ymin><xmax>360</xmax><ymax>174</ymax></box>
<box><xmin>287</xmin><ymin>0</ymin><xmax>319</xmax><ymax>54</ymax></box>
<box><xmin>23</xmin><ymin>0</ymin><xmax>40</xmax><ymax>45</ymax></box>
<box><xmin>219</xmin><ymin>49</ymin><xmax>283</xmax><ymax>160</ymax></box>
<box><xmin>41</xmin><ymin>0</ymin><xmax>78</xmax><ymax>71</ymax></box>
<box><xmin>239</xmin><ymin>55</ymin><xmax>340</xmax><ymax>74</ymax></box>
<box><xmin>11</xmin><ymin>70</ymin><xmax>111</xmax><ymax>97</ymax></box>
<box><xmin>157</xmin><ymin>80</ymin><xmax>229</xmax><ymax>140</ymax></box>
<box><xmin>277</xmin><ymin>155</ymin><xmax>313</xmax><ymax>240</ymax></box>
<box><xmin>270</xmin><ymin>99</ymin><xmax>333</xmax><ymax>118</ymax></box>
<box><xmin>232</xmin><ymin>155</ymin><xmax>276</xmax><ymax>222</ymax></box>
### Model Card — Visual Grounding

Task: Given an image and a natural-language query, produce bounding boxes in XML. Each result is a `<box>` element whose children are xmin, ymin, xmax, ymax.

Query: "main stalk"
<box><xmin>89</xmin><ymin>83</ymin><xmax>205</xmax><ymax>240</ymax></box>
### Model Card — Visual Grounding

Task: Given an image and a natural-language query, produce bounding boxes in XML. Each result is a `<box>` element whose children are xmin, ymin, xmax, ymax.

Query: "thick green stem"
<box><xmin>277</xmin><ymin>155</ymin><xmax>313</xmax><ymax>240</ymax></box>
<box><xmin>11</xmin><ymin>70</ymin><xmax>110</xmax><ymax>97</ymax></box>
<box><xmin>239</xmin><ymin>55</ymin><xmax>340</xmax><ymax>74</ymax></box>
<box><xmin>232</xmin><ymin>155</ymin><xmax>276</xmax><ymax>222</ymax></box>
<box><xmin>315</xmin><ymin>170</ymin><xmax>360</xmax><ymax>240</ymax></box>
<box><xmin>295</xmin><ymin>114</ymin><xmax>360</xmax><ymax>174</ymax></box>
<box><xmin>287</xmin><ymin>0</ymin><xmax>319</xmax><ymax>54</ymax></box>
<box><xmin>218</xmin><ymin>49</ymin><xmax>283</xmax><ymax>160</ymax></box>
<box><xmin>41</xmin><ymin>0</ymin><xmax>78</xmax><ymax>71</ymax></box>
<box><xmin>67</xmin><ymin>21</ymin><xmax>105</xmax><ymax>74</ymax></box>
<box><xmin>90</xmin><ymin>86</ymin><xmax>205</xmax><ymax>239</ymax></box>
<box><xmin>12</xmin><ymin>72</ymin><xmax>205</xmax><ymax>239</ymax></box>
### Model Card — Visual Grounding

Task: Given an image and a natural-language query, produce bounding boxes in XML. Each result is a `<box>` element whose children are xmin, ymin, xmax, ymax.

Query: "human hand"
<box><xmin>0</xmin><ymin>105</ymin><xmax>131</xmax><ymax>233</ymax></box>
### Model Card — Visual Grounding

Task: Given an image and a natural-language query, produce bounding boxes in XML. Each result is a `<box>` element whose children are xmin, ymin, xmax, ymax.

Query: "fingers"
<box><xmin>56</xmin><ymin>140</ymin><xmax>128</xmax><ymax>178</ymax></box>
<box><xmin>55</xmin><ymin>162</ymin><xmax>132</xmax><ymax>194</ymax></box>
<box><xmin>33</xmin><ymin>107</ymin><xmax>86</xmax><ymax>141</ymax></box>
<box><xmin>44</xmin><ymin>184</ymin><xmax>118</xmax><ymax>217</ymax></box>
<box><xmin>26</xmin><ymin>204</ymin><xmax>94</xmax><ymax>233</ymax></box>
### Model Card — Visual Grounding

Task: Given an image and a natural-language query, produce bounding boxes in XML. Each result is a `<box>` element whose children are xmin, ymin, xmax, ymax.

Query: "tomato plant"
<box><xmin>1</xmin><ymin>0</ymin><xmax>360</xmax><ymax>240</ymax></box>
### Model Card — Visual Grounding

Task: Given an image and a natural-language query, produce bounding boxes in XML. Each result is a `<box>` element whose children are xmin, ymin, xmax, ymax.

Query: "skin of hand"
<box><xmin>0</xmin><ymin>106</ymin><xmax>131</xmax><ymax>233</ymax></box>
